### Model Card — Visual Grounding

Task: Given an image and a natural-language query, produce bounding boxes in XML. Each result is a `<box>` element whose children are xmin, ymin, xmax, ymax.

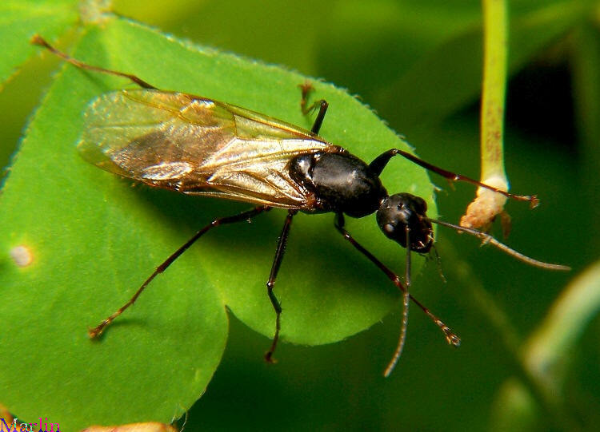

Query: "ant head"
<box><xmin>376</xmin><ymin>193</ymin><xmax>433</xmax><ymax>253</ymax></box>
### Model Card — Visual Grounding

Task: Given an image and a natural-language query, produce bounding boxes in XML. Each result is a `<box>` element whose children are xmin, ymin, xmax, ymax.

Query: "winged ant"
<box><xmin>32</xmin><ymin>35</ymin><xmax>569</xmax><ymax>376</ymax></box>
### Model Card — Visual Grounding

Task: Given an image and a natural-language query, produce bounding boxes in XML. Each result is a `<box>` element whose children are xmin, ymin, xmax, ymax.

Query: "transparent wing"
<box><xmin>78</xmin><ymin>89</ymin><xmax>336</xmax><ymax>208</ymax></box>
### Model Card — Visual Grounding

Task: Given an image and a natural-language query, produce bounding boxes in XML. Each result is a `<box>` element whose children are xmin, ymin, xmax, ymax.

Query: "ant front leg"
<box><xmin>264</xmin><ymin>209</ymin><xmax>298</xmax><ymax>363</ymax></box>
<box><xmin>298</xmin><ymin>81</ymin><xmax>329</xmax><ymax>135</ymax></box>
<box><xmin>333</xmin><ymin>213</ymin><xmax>460</xmax><ymax>377</ymax></box>
<box><xmin>368</xmin><ymin>148</ymin><xmax>539</xmax><ymax>207</ymax></box>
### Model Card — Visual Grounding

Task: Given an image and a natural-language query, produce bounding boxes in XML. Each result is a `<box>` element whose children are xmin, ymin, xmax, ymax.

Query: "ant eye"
<box><xmin>384</xmin><ymin>223</ymin><xmax>395</xmax><ymax>234</ymax></box>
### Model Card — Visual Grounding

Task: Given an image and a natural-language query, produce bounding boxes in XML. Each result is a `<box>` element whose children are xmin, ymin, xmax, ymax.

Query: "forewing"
<box><xmin>78</xmin><ymin>90</ymin><xmax>236</xmax><ymax>180</ymax></box>
<box><xmin>78</xmin><ymin>89</ymin><xmax>333</xmax><ymax>208</ymax></box>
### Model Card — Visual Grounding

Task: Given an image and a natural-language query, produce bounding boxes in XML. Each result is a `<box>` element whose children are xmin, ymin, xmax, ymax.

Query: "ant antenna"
<box><xmin>384</xmin><ymin>226</ymin><xmax>411</xmax><ymax>377</ymax></box>
<box><xmin>427</xmin><ymin>218</ymin><xmax>571</xmax><ymax>271</ymax></box>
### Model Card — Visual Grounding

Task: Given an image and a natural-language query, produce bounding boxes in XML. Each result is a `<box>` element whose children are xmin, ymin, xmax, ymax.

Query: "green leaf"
<box><xmin>0</xmin><ymin>0</ymin><xmax>78</xmax><ymax>86</ymax></box>
<box><xmin>0</xmin><ymin>15</ymin><xmax>435</xmax><ymax>430</ymax></box>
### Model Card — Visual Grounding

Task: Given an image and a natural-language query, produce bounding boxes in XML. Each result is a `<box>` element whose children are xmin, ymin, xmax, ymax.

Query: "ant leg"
<box><xmin>334</xmin><ymin>213</ymin><xmax>461</xmax><ymax>376</ymax></box>
<box><xmin>264</xmin><ymin>209</ymin><xmax>298</xmax><ymax>363</ymax></box>
<box><xmin>368</xmin><ymin>148</ymin><xmax>539</xmax><ymax>208</ymax></box>
<box><xmin>88</xmin><ymin>206</ymin><xmax>271</xmax><ymax>338</ymax></box>
<box><xmin>31</xmin><ymin>35</ymin><xmax>156</xmax><ymax>89</ymax></box>
<box><xmin>298</xmin><ymin>81</ymin><xmax>329</xmax><ymax>135</ymax></box>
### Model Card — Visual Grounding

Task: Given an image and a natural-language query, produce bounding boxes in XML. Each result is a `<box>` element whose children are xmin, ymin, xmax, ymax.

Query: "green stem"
<box><xmin>571</xmin><ymin>20</ymin><xmax>600</xmax><ymax>248</ymax></box>
<box><xmin>438</xmin><ymin>236</ymin><xmax>580</xmax><ymax>431</ymax></box>
<box><xmin>480</xmin><ymin>0</ymin><xmax>508</xmax><ymax>185</ymax></box>
<box><xmin>524</xmin><ymin>261</ymin><xmax>600</xmax><ymax>396</ymax></box>
<box><xmin>460</xmin><ymin>0</ymin><xmax>511</xmax><ymax>230</ymax></box>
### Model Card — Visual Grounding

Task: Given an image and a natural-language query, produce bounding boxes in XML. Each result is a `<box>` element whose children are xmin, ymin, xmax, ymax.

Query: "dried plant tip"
<box><xmin>460</xmin><ymin>176</ymin><xmax>509</xmax><ymax>230</ymax></box>
<box><xmin>81</xmin><ymin>422</ymin><xmax>178</xmax><ymax>432</ymax></box>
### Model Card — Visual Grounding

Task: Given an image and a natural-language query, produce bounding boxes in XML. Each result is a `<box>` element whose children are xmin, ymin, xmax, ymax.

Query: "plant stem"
<box><xmin>461</xmin><ymin>0</ymin><xmax>510</xmax><ymax>230</ymax></box>
<box><xmin>480</xmin><ymin>0</ymin><xmax>509</xmax><ymax>184</ymax></box>
<box><xmin>439</xmin><ymin>236</ymin><xmax>581</xmax><ymax>431</ymax></box>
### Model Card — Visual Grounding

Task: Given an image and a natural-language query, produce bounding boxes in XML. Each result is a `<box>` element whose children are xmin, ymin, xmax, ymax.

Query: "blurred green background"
<box><xmin>1</xmin><ymin>0</ymin><xmax>599</xmax><ymax>430</ymax></box>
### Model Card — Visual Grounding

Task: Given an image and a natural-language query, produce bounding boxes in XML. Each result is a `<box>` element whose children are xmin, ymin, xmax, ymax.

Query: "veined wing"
<box><xmin>78</xmin><ymin>89</ymin><xmax>338</xmax><ymax>208</ymax></box>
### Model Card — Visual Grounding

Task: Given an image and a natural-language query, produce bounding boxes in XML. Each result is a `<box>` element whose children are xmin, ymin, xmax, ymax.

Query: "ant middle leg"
<box><xmin>264</xmin><ymin>209</ymin><xmax>298</xmax><ymax>363</ymax></box>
